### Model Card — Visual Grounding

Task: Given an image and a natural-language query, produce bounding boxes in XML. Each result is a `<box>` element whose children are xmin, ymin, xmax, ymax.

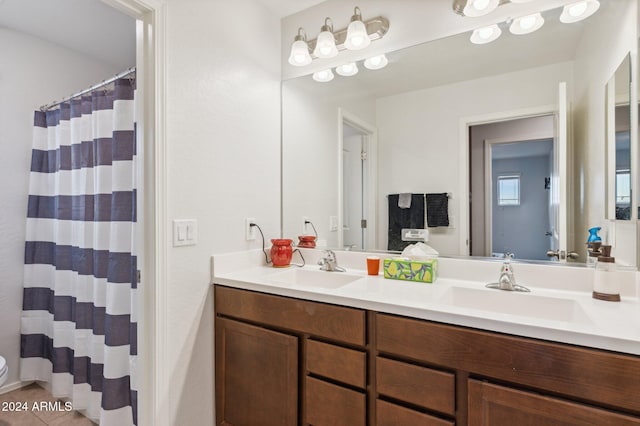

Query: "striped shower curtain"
<box><xmin>21</xmin><ymin>78</ymin><xmax>138</xmax><ymax>425</ymax></box>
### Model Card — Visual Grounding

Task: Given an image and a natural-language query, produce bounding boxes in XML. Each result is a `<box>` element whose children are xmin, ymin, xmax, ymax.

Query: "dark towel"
<box><xmin>388</xmin><ymin>194</ymin><xmax>425</xmax><ymax>251</ymax></box>
<box><xmin>426</xmin><ymin>193</ymin><xmax>449</xmax><ymax>227</ymax></box>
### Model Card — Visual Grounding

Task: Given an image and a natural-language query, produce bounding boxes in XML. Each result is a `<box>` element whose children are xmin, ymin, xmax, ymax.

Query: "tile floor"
<box><xmin>0</xmin><ymin>383</ymin><xmax>95</xmax><ymax>425</ymax></box>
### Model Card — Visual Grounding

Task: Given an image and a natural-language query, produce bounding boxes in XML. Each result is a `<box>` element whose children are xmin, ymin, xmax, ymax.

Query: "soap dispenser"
<box><xmin>586</xmin><ymin>227</ymin><xmax>602</xmax><ymax>268</ymax></box>
<box><xmin>593</xmin><ymin>245</ymin><xmax>621</xmax><ymax>302</ymax></box>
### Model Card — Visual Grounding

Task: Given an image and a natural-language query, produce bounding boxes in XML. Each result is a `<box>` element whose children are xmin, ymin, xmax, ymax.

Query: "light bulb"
<box><xmin>313</xmin><ymin>20</ymin><xmax>338</xmax><ymax>59</ymax></box>
<box><xmin>510</xmin><ymin>13</ymin><xmax>544</xmax><ymax>35</ymax></box>
<box><xmin>364</xmin><ymin>54</ymin><xmax>388</xmax><ymax>70</ymax></box>
<box><xmin>569</xmin><ymin>1</ymin><xmax>588</xmax><ymax>17</ymax></box>
<box><xmin>463</xmin><ymin>0</ymin><xmax>499</xmax><ymax>17</ymax></box>
<box><xmin>345</xmin><ymin>7</ymin><xmax>371</xmax><ymax>50</ymax></box>
<box><xmin>560</xmin><ymin>0</ymin><xmax>600</xmax><ymax>23</ymax></box>
<box><xmin>470</xmin><ymin>24</ymin><xmax>501</xmax><ymax>44</ymax></box>
<box><xmin>287</xmin><ymin>29</ymin><xmax>312</xmax><ymax>67</ymax></box>
<box><xmin>336</xmin><ymin>62</ymin><xmax>359</xmax><ymax>77</ymax></box>
<box><xmin>313</xmin><ymin>69</ymin><xmax>334</xmax><ymax>82</ymax></box>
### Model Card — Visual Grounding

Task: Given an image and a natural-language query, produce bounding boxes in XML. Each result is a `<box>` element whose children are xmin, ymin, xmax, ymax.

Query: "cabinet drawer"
<box><xmin>376</xmin><ymin>400</ymin><xmax>454</xmax><ymax>426</ymax></box>
<box><xmin>307</xmin><ymin>339</ymin><xmax>366</xmax><ymax>388</ymax></box>
<box><xmin>377</xmin><ymin>313</ymin><xmax>640</xmax><ymax>414</ymax></box>
<box><xmin>215</xmin><ymin>286</ymin><xmax>365</xmax><ymax>346</ymax></box>
<box><xmin>468</xmin><ymin>380</ymin><xmax>640</xmax><ymax>426</ymax></box>
<box><xmin>376</xmin><ymin>357</ymin><xmax>455</xmax><ymax>416</ymax></box>
<box><xmin>305</xmin><ymin>376</ymin><xmax>366</xmax><ymax>426</ymax></box>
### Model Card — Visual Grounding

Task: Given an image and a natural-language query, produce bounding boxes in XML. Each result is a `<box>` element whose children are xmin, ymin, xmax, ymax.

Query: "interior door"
<box><xmin>550</xmin><ymin>81</ymin><xmax>569</xmax><ymax>260</ymax></box>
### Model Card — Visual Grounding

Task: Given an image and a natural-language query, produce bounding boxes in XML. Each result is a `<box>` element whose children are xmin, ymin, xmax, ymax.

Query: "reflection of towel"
<box><xmin>388</xmin><ymin>194</ymin><xmax>425</xmax><ymax>251</ymax></box>
<box><xmin>426</xmin><ymin>193</ymin><xmax>449</xmax><ymax>227</ymax></box>
<box><xmin>398</xmin><ymin>193</ymin><xmax>412</xmax><ymax>209</ymax></box>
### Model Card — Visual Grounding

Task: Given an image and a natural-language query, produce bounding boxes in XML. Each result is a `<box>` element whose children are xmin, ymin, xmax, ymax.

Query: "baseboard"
<box><xmin>0</xmin><ymin>380</ymin><xmax>34</xmax><ymax>395</ymax></box>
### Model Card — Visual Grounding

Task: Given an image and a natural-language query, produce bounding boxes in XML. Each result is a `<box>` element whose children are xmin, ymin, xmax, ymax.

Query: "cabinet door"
<box><xmin>305</xmin><ymin>376</ymin><xmax>366</xmax><ymax>426</ymax></box>
<box><xmin>216</xmin><ymin>317</ymin><xmax>298</xmax><ymax>426</ymax></box>
<box><xmin>468</xmin><ymin>380</ymin><xmax>640</xmax><ymax>426</ymax></box>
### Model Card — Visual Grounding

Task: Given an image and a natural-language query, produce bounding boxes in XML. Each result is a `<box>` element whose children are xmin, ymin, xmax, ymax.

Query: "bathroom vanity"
<box><xmin>212</xmin><ymin>250</ymin><xmax>640</xmax><ymax>425</ymax></box>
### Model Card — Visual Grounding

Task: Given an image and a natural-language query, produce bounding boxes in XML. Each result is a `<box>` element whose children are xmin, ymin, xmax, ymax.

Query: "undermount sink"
<box><xmin>439</xmin><ymin>286</ymin><xmax>592</xmax><ymax>324</ymax></box>
<box><xmin>268</xmin><ymin>268</ymin><xmax>363</xmax><ymax>289</ymax></box>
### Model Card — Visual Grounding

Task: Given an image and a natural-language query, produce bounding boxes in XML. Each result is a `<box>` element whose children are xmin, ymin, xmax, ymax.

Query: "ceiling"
<box><xmin>0</xmin><ymin>0</ymin><xmax>133</xmax><ymax>70</ymax></box>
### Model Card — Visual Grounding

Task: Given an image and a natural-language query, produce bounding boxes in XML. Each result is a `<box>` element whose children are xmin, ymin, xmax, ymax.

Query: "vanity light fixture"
<box><xmin>470</xmin><ymin>24</ymin><xmax>502</xmax><ymax>44</ymax></box>
<box><xmin>345</xmin><ymin>7</ymin><xmax>371</xmax><ymax>50</ymax></box>
<box><xmin>462</xmin><ymin>0</ymin><xmax>500</xmax><ymax>17</ymax></box>
<box><xmin>364</xmin><ymin>54</ymin><xmax>388</xmax><ymax>70</ymax></box>
<box><xmin>336</xmin><ymin>62</ymin><xmax>359</xmax><ymax>77</ymax></box>
<box><xmin>560</xmin><ymin>0</ymin><xmax>600</xmax><ymax>23</ymax></box>
<box><xmin>313</xmin><ymin>18</ymin><xmax>338</xmax><ymax>58</ymax></box>
<box><xmin>287</xmin><ymin>7</ymin><xmax>389</xmax><ymax>67</ymax></box>
<box><xmin>509</xmin><ymin>12</ymin><xmax>544</xmax><ymax>35</ymax></box>
<box><xmin>288</xmin><ymin>28</ymin><xmax>312</xmax><ymax>67</ymax></box>
<box><xmin>313</xmin><ymin>69</ymin><xmax>335</xmax><ymax>82</ymax></box>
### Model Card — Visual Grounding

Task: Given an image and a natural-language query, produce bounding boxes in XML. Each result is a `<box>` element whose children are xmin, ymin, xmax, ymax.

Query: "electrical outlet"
<box><xmin>246</xmin><ymin>217</ymin><xmax>256</xmax><ymax>240</ymax></box>
<box><xmin>302</xmin><ymin>216</ymin><xmax>309</xmax><ymax>234</ymax></box>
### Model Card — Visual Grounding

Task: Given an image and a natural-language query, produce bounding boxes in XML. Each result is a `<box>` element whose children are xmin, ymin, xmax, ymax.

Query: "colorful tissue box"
<box><xmin>383</xmin><ymin>258</ymin><xmax>438</xmax><ymax>283</ymax></box>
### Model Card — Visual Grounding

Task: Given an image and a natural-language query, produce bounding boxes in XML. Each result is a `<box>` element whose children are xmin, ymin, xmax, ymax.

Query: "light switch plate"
<box><xmin>173</xmin><ymin>219</ymin><xmax>197</xmax><ymax>247</ymax></box>
<box><xmin>329</xmin><ymin>216</ymin><xmax>338</xmax><ymax>232</ymax></box>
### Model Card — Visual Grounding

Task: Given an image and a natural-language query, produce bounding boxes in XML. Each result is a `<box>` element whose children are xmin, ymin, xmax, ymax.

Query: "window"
<box><xmin>497</xmin><ymin>174</ymin><xmax>520</xmax><ymax>206</ymax></box>
<box><xmin>616</xmin><ymin>169</ymin><xmax>631</xmax><ymax>204</ymax></box>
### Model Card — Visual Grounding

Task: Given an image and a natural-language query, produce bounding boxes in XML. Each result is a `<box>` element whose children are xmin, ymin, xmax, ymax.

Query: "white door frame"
<box><xmin>459</xmin><ymin>104</ymin><xmax>556</xmax><ymax>256</ymax></box>
<box><xmin>483</xmin><ymin>134</ymin><xmax>554</xmax><ymax>257</ymax></box>
<box><xmin>338</xmin><ymin>108</ymin><xmax>378</xmax><ymax>250</ymax></box>
<box><xmin>101</xmin><ymin>1</ymin><xmax>167</xmax><ymax>425</ymax></box>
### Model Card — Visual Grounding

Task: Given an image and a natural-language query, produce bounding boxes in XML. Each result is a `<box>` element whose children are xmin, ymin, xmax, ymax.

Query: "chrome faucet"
<box><xmin>318</xmin><ymin>250</ymin><xmax>345</xmax><ymax>272</ymax></box>
<box><xmin>486</xmin><ymin>253</ymin><xmax>530</xmax><ymax>292</ymax></box>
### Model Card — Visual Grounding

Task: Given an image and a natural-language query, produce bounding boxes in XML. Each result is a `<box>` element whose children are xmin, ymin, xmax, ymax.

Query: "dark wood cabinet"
<box><xmin>214</xmin><ymin>285</ymin><xmax>640</xmax><ymax>425</ymax></box>
<box><xmin>215</xmin><ymin>317</ymin><xmax>298</xmax><ymax>426</ymax></box>
<box><xmin>215</xmin><ymin>286</ymin><xmax>367</xmax><ymax>426</ymax></box>
<box><xmin>468</xmin><ymin>380</ymin><xmax>640</xmax><ymax>426</ymax></box>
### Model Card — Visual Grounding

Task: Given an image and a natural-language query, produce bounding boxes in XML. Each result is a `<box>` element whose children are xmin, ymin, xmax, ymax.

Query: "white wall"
<box><xmin>163</xmin><ymin>0</ymin><xmax>281</xmax><ymax>424</ymax></box>
<box><xmin>572</xmin><ymin>0</ymin><xmax>637</xmax><ymax>265</ymax></box>
<box><xmin>282</xmin><ymin>79</ymin><xmax>376</xmax><ymax>248</ymax></box>
<box><xmin>0</xmin><ymin>27</ymin><xmax>120</xmax><ymax>393</ymax></box>
<box><xmin>376</xmin><ymin>62</ymin><xmax>573</xmax><ymax>255</ymax></box>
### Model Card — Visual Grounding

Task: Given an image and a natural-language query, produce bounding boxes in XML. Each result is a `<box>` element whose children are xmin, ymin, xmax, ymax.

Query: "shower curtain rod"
<box><xmin>39</xmin><ymin>67</ymin><xmax>136</xmax><ymax>111</ymax></box>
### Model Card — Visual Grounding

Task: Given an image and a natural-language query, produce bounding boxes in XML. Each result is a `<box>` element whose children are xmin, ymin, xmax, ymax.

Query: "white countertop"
<box><xmin>211</xmin><ymin>249</ymin><xmax>640</xmax><ymax>356</ymax></box>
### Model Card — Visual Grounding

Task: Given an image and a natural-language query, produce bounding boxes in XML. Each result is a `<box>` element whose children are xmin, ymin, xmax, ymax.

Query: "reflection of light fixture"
<box><xmin>345</xmin><ymin>7</ymin><xmax>371</xmax><ymax>50</ymax></box>
<box><xmin>336</xmin><ymin>62</ymin><xmax>359</xmax><ymax>77</ymax></box>
<box><xmin>463</xmin><ymin>0</ymin><xmax>500</xmax><ymax>17</ymax></box>
<box><xmin>470</xmin><ymin>24</ymin><xmax>502</xmax><ymax>44</ymax></box>
<box><xmin>313</xmin><ymin>18</ymin><xmax>338</xmax><ymax>58</ymax></box>
<box><xmin>313</xmin><ymin>69</ymin><xmax>335</xmax><ymax>82</ymax></box>
<box><xmin>287</xmin><ymin>28</ymin><xmax>312</xmax><ymax>67</ymax></box>
<box><xmin>560</xmin><ymin>0</ymin><xmax>600</xmax><ymax>23</ymax></box>
<box><xmin>510</xmin><ymin>13</ymin><xmax>544</xmax><ymax>34</ymax></box>
<box><xmin>364</xmin><ymin>54</ymin><xmax>388</xmax><ymax>70</ymax></box>
<box><xmin>509</xmin><ymin>0</ymin><xmax>533</xmax><ymax>3</ymax></box>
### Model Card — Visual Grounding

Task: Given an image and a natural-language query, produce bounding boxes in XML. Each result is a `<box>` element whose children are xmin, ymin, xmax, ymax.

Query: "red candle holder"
<box><xmin>270</xmin><ymin>239</ymin><xmax>293</xmax><ymax>267</ymax></box>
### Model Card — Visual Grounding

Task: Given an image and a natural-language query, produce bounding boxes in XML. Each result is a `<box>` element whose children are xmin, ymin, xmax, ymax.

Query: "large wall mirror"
<box><xmin>606</xmin><ymin>54</ymin><xmax>632</xmax><ymax>221</ymax></box>
<box><xmin>282</xmin><ymin>0</ymin><xmax>638</xmax><ymax>267</ymax></box>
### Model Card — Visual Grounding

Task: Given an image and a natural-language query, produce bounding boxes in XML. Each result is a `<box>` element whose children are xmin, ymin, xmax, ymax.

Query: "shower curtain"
<box><xmin>21</xmin><ymin>78</ymin><xmax>138</xmax><ymax>426</ymax></box>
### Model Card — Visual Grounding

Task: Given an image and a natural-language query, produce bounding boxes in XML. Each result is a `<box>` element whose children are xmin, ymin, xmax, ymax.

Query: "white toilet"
<box><xmin>0</xmin><ymin>356</ymin><xmax>7</xmax><ymax>387</ymax></box>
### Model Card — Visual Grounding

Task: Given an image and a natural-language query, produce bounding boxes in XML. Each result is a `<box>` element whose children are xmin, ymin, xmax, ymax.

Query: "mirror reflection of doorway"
<box><xmin>469</xmin><ymin>115</ymin><xmax>556</xmax><ymax>261</ymax></box>
<box><xmin>343</xmin><ymin>123</ymin><xmax>368</xmax><ymax>250</ymax></box>
<box><xmin>489</xmin><ymin>139</ymin><xmax>553</xmax><ymax>260</ymax></box>
<box><xmin>340</xmin><ymin>110</ymin><xmax>377</xmax><ymax>251</ymax></box>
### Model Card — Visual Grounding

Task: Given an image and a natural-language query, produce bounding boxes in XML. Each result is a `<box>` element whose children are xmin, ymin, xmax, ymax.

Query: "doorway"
<box><xmin>486</xmin><ymin>138</ymin><xmax>554</xmax><ymax>260</ymax></box>
<box><xmin>338</xmin><ymin>109</ymin><xmax>377</xmax><ymax>251</ymax></box>
<box><xmin>469</xmin><ymin>114</ymin><xmax>556</xmax><ymax>261</ymax></box>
